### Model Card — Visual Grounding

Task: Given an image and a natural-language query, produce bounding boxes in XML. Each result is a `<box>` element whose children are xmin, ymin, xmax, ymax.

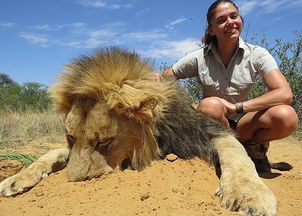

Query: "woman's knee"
<box><xmin>196</xmin><ymin>97</ymin><xmax>226</xmax><ymax>120</ymax></box>
<box><xmin>269</xmin><ymin>105</ymin><xmax>298</xmax><ymax>133</ymax></box>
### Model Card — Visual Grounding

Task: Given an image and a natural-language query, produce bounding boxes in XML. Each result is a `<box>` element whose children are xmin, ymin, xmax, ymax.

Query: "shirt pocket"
<box><xmin>201</xmin><ymin>79</ymin><xmax>220</xmax><ymax>97</ymax></box>
<box><xmin>236</xmin><ymin>82</ymin><xmax>254</xmax><ymax>100</ymax></box>
<box><xmin>198</xmin><ymin>70</ymin><xmax>221</xmax><ymax>97</ymax></box>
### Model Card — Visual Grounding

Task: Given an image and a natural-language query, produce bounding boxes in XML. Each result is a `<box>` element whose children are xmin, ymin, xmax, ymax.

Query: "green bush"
<box><xmin>0</xmin><ymin>73</ymin><xmax>18</xmax><ymax>87</ymax></box>
<box><xmin>0</xmin><ymin>80</ymin><xmax>52</xmax><ymax>112</ymax></box>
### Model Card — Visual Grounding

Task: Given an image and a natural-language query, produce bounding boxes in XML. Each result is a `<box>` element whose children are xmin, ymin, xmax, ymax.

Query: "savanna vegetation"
<box><xmin>0</xmin><ymin>31</ymin><xmax>301</xmax><ymax>156</ymax></box>
<box><xmin>0</xmin><ymin>75</ymin><xmax>65</xmax><ymax>155</ymax></box>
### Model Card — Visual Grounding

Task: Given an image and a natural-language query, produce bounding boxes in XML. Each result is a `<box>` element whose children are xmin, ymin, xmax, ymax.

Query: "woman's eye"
<box><xmin>231</xmin><ymin>14</ymin><xmax>238</xmax><ymax>19</ymax></box>
<box><xmin>216</xmin><ymin>17</ymin><xmax>226</xmax><ymax>24</ymax></box>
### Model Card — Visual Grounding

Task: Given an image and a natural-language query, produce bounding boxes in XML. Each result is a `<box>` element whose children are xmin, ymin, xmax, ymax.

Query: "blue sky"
<box><xmin>1</xmin><ymin>0</ymin><xmax>301</xmax><ymax>85</ymax></box>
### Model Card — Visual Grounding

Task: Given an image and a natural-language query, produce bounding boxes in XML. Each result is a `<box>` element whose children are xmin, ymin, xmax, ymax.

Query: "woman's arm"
<box><xmin>215</xmin><ymin>69</ymin><xmax>292</xmax><ymax>114</ymax></box>
<box><xmin>153</xmin><ymin>67</ymin><xmax>178</xmax><ymax>81</ymax></box>
<box><xmin>242</xmin><ymin>69</ymin><xmax>292</xmax><ymax>112</ymax></box>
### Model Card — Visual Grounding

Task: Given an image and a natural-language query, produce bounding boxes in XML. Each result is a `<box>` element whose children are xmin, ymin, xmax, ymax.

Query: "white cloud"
<box><xmin>88</xmin><ymin>29</ymin><xmax>117</xmax><ymax>38</ymax></box>
<box><xmin>79</xmin><ymin>0</ymin><xmax>132</xmax><ymax>9</ymax></box>
<box><xmin>29</xmin><ymin>24</ymin><xmax>53</xmax><ymax>31</ymax></box>
<box><xmin>19</xmin><ymin>33</ymin><xmax>49</xmax><ymax>47</ymax></box>
<box><xmin>0</xmin><ymin>22</ymin><xmax>14</xmax><ymax>30</ymax></box>
<box><xmin>236</xmin><ymin>0</ymin><xmax>302</xmax><ymax>15</ymax></box>
<box><xmin>19</xmin><ymin>21</ymin><xmax>124</xmax><ymax>49</ymax></box>
<box><xmin>236</xmin><ymin>1</ymin><xmax>258</xmax><ymax>16</ymax></box>
<box><xmin>71</xmin><ymin>22</ymin><xmax>87</xmax><ymax>28</ymax></box>
<box><xmin>136</xmin><ymin>9</ymin><xmax>150</xmax><ymax>16</ymax></box>
<box><xmin>271</xmin><ymin>17</ymin><xmax>284</xmax><ymax>22</ymax></box>
<box><xmin>83</xmin><ymin>38</ymin><xmax>106</xmax><ymax>48</ymax></box>
<box><xmin>27</xmin><ymin>23</ymin><xmax>88</xmax><ymax>34</ymax></box>
<box><xmin>126</xmin><ymin>30</ymin><xmax>168</xmax><ymax>41</ymax></box>
<box><xmin>66</xmin><ymin>22</ymin><xmax>123</xmax><ymax>37</ymax></box>
<box><xmin>166</xmin><ymin>18</ymin><xmax>187</xmax><ymax>29</ymax></box>
<box><xmin>80</xmin><ymin>0</ymin><xmax>106</xmax><ymax>8</ymax></box>
<box><xmin>289</xmin><ymin>0</ymin><xmax>302</xmax><ymax>7</ymax></box>
<box><xmin>64</xmin><ymin>40</ymin><xmax>83</xmax><ymax>48</ymax></box>
<box><xmin>110</xmin><ymin>3</ymin><xmax>132</xmax><ymax>9</ymax></box>
<box><xmin>70</xmin><ymin>29</ymin><xmax>119</xmax><ymax>48</ymax></box>
<box><xmin>66</xmin><ymin>29</ymin><xmax>168</xmax><ymax>49</ymax></box>
<box><xmin>19</xmin><ymin>20</ymin><xmax>200</xmax><ymax>58</ymax></box>
<box><xmin>259</xmin><ymin>0</ymin><xmax>288</xmax><ymax>13</ymax></box>
<box><xmin>144</xmin><ymin>38</ymin><xmax>200</xmax><ymax>59</ymax></box>
<box><xmin>0</xmin><ymin>22</ymin><xmax>14</xmax><ymax>27</ymax></box>
<box><xmin>170</xmin><ymin>18</ymin><xmax>187</xmax><ymax>26</ymax></box>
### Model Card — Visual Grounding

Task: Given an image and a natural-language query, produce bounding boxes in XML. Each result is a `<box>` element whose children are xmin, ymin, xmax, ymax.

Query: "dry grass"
<box><xmin>0</xmin><ymin>109</ymin><xmax>65</xmax><ymax>150</ymax></box>
<box><xmin>0</xmin><ymin>108</ymin><xmax>300</xmax><ymax>152</ymax></box>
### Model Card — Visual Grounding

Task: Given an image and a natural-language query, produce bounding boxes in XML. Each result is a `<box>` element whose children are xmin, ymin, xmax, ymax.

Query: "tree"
<box><xmin>20</xmin><ymin>82</ymin><xmax>52</xmax><ymax>110</ymax></box>
<box><xmin>0</xmin><ymin>81</ymin><xmax>52</xmax><ymax>112</ymax></box>
<box><xmin>0</xmin><ymin>73</ymin><xmax>18</xmax><ymax>87</ymax></box>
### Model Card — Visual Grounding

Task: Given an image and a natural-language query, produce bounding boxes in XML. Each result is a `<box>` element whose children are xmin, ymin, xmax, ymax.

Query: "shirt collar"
<box><xmin>204</xmin><ymin>42</ymin><xmax>212</xmax><ymax>56</ymax></box>
<box><xmin>238</xmin><ymin>37</ymin><xmax>246</xmax><ymax>50</ymax></box>
<box><xmin>204</xmin><ymin>37</ymin><xmax>246</xmax><ymax>56</ymax></box>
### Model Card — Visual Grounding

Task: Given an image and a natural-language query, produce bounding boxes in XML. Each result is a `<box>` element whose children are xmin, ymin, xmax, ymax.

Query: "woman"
<box><xmin>158</xmin><ymin>0</ymin><xmax>298</xmax><ymax>172</ymax></box>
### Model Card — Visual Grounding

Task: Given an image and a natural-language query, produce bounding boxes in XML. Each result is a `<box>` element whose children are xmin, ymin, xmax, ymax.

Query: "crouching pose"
<box><xmin>1</xmin><ymin>48</ymin><xmax>277</xmax><ymax>215</ymax></box>
<box><xmin>157</xmin><ymin>0</ymin><xmax>298</xmax><ymax>172</ymax></box>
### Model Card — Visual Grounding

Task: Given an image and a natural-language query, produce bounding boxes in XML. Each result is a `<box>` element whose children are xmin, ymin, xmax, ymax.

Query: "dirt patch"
<box><xmin>0</xmin><ymin>160</ymin><xmax>24</xmax><ymax>182</ymax></box>
<box><xmin>0</xmin><ymin>138</ymin><xmax>301</xmax><ymax>216</ymax></box>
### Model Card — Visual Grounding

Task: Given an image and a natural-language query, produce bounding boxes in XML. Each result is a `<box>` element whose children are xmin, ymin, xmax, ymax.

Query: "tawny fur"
<box><xmin>51</xmin><ymin>47</ymin><xmax>226</xmax><ymax>167</ymax></box>
<box><xmin>51</xmin><ymin>48</ymin><xmax>174</xmax><ymax>116</ymax></box>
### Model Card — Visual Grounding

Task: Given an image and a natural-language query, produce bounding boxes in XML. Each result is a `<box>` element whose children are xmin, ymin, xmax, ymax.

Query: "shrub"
<box><xmin>0</xmin><ymin>81</ymin><xmax>52</xmax><ymax>112</ymax></box>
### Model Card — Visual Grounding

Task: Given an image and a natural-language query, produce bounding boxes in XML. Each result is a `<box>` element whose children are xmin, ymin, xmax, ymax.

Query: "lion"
<box><xmin>0</xmin><ymin>48</ymin><xmax>277</xmax><ymax>216</ymax></box>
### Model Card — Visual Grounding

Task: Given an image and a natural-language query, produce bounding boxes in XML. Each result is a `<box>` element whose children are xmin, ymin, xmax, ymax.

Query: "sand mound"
<box><xmin>0</xmin><ymin>138</ymin><xmax>301</xmax><ymax>216</ymax></box>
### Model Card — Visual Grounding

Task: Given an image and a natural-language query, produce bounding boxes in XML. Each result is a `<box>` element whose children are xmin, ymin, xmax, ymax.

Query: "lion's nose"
<box><xmin>67</xmin><ymin>171</ymin><xmax>86</xmax><ymax>182</ymax></box>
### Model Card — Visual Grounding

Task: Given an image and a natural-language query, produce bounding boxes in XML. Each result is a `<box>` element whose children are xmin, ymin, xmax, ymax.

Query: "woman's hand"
<box><xmin>151</xmin><ymin>72</ymin><xmax>162</xmax><ymax>81</ymax></box>
<box><xmin>151</xmin><ymin>68</ymin><xmax>177</xmax><ymax>81</ymax></box>
<box><xmin>213</xmin><ymin>97</ymin><xmax>236</xmax><ymax>114</ymax></box>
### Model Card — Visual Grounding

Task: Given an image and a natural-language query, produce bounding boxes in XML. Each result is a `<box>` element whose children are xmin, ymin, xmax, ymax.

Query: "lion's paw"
<box><xmin>0</xmin><ymin>171</ymin><xmax>45</xmax><ymax>197</ymax></box>
<box><xmin>215</xmin><ymin>176</ymin><xmax>277</xmax><ymax>216</ymax></box>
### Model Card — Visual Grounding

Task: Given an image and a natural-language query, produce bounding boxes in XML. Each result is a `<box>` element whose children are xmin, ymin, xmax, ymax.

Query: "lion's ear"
<box><xmin>113</xmin><ymin>96</ymin><xmax>158</xmax><ymax>121</ymax></box>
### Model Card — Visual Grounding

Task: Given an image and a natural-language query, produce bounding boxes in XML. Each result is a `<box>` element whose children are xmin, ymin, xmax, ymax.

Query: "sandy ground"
<box><xmin>0</xmin><ymin>138</ymin><xmax>301</xmax><ymax>216</ymax></box>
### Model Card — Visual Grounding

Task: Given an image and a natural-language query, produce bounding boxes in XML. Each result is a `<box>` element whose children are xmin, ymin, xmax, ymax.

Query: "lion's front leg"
<box><xmin>0</xmin><ymin>147</ymin><xmax>69</xmax><ymax>197</ymax></box>
<box><xmin>213</xmin><ymin>135</ymin><xmax>277</xmax><ymax>216</ymax></box>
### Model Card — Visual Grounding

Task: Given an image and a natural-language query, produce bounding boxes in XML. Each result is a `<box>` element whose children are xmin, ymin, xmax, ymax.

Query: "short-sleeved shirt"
<box><xmin>173</xmin><ymin>37</ymin><xmax>279</xmax><ymax>104</ymax></box>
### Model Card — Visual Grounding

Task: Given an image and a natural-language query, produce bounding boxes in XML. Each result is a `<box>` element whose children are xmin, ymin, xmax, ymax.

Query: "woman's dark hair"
<box><xmin>202</xmin><ymin>0</ymin><xmax>243</xmax><ymax>45</ymax></box>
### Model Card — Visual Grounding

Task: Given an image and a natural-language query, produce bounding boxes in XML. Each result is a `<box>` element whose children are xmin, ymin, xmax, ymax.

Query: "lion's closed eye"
<box><xmin>96</xmin><ymin>137</ymin><xmax>114</xmax><ymax>150</ymax></box>
<box><xmin>66</xmin><ymin>135</ymin><xmax>75</xmax><ymax>148</ymax></box>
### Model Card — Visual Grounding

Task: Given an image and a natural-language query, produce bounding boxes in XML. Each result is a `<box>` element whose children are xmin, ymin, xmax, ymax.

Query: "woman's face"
<box><xmin>208</xmin><ymin>2</ymin><xmax>243</xmax><ymax>44</ymax></box>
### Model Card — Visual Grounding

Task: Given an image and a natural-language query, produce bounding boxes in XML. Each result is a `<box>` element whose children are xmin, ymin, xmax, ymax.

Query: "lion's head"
<box><xmin>51</xmin><ymin>48</ymin><xmax>177</xmax><ymax>181</ymax></box>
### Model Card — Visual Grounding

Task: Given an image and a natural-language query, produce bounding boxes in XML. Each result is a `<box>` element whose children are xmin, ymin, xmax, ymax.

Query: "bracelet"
<box><xmin>235</xmin><ymin>102</ymin><xmax>244</xmax><ymax>113</ymax></box>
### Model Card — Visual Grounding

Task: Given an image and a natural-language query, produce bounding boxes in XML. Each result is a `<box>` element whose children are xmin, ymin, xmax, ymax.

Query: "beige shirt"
<box><xmin>173</xmin><ymin>37</ymin><xmax>279</xmax><ymax>104</ymax></box>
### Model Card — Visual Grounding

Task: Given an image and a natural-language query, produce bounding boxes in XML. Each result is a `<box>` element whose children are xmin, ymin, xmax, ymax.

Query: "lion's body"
<box><xmin>155</xmin><ymin>84</ymin><xmax>229</xmax><ymax>163</ymax></box>
<box><xmin>0</xmin><ymin>48</ymin><xmax>277</xmax><ymax>216</ymax></box>
<box><xmin>49</xmin><ymin>48</ymin><xmax>229</xmax><ymax>171</ymax></box>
